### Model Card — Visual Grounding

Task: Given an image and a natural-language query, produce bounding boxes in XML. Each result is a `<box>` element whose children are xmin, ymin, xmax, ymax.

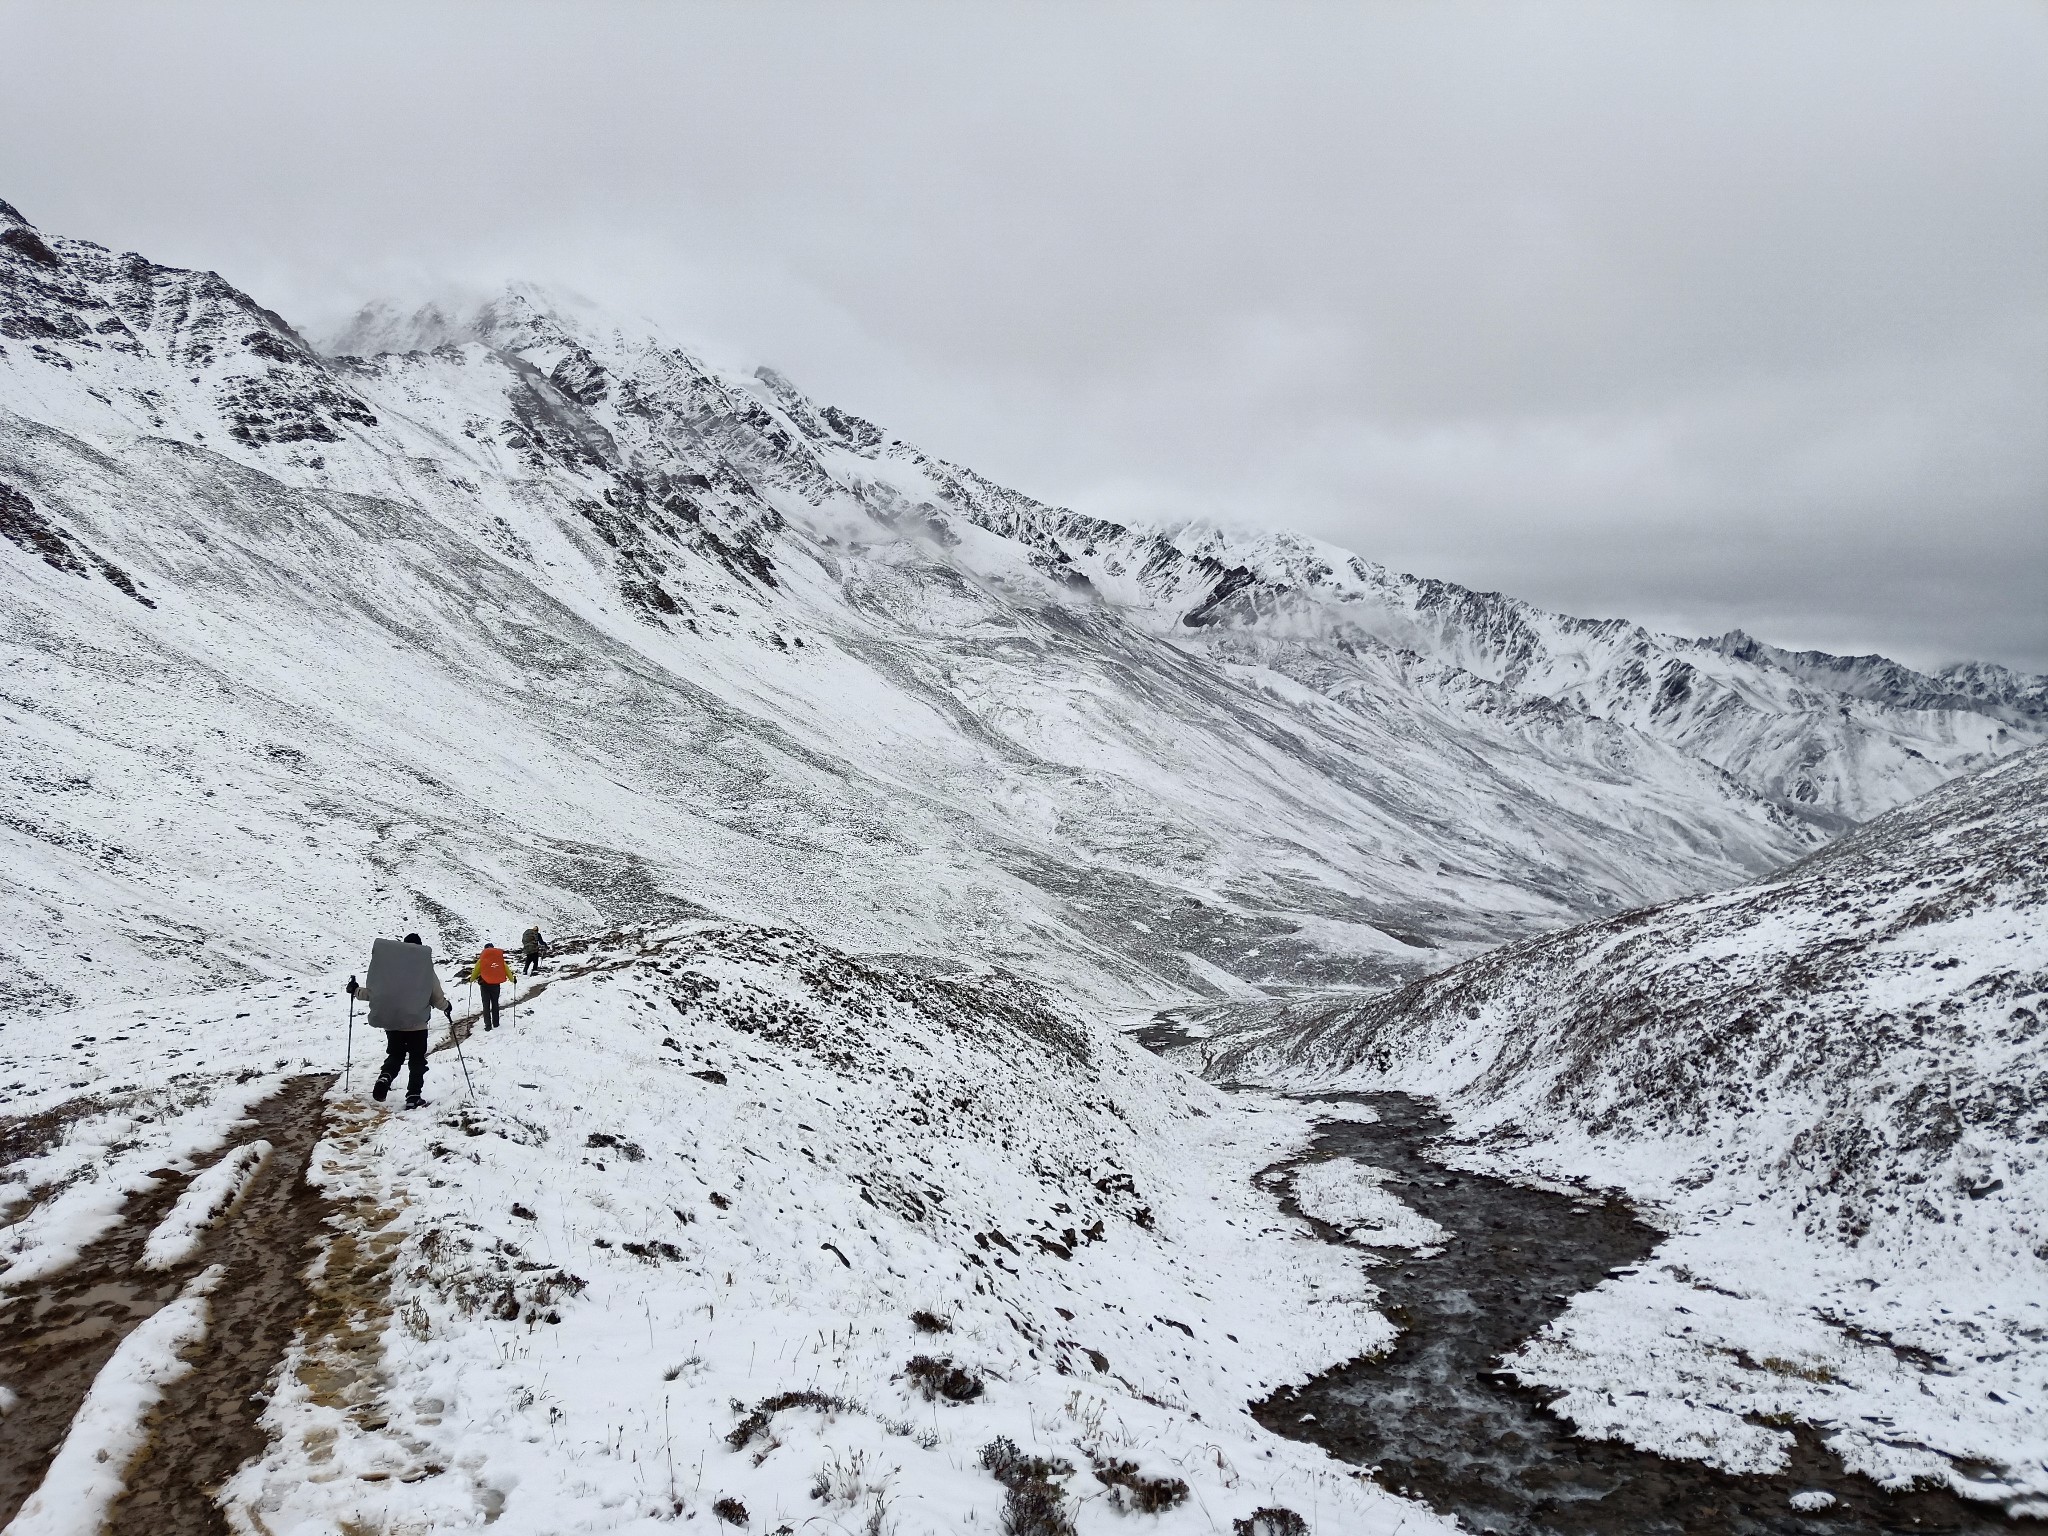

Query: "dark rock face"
<box><xmin>0</xmin><ymin>206</ymin><xmax>383</xmax><ymax>454</ymax></box>
<box><xmin>0</xmin><ymin>224</ymin><xmax>61</xmax><ymax>269</ymax></box>
<box><xmin>0</xmin><ymin>481</ymin><xmax>155</xmax><ymax>605</ymax></box>
<box><xmin>0</xmin><ymin>482</ymin><xmax>83</xmax><ymax>573</ymax></box>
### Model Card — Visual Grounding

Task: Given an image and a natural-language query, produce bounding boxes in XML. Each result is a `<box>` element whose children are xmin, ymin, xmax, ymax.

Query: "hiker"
<box><xmin>468</xmin><ymin>940</ymin><xmax>512</xmax><ymax>1031</ymax></box>
<box><xmin>520</xmin><ymin>923</ymin><xmax>546</xmax><ymax>976</ymax></box>
<box><xmin>347</xmin><ymin>932</ymin><xmax>452</xmax><ymax>1108</ymax></box>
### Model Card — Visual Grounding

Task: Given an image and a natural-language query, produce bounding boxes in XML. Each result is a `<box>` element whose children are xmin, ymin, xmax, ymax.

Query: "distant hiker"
<box><xmin>347</xmin><ymin>932</ymin><xmax>452</xmax><ymax>1108</ymax></box>
<box><xmin>521</xmin><ymin>924</ymin><xmax>546</xmax><ymax>976</ymax></box>
<box><xmin>468</xmin><ymin>941</ymin><xmax>511</xmax><ymax>1031</ymax></box>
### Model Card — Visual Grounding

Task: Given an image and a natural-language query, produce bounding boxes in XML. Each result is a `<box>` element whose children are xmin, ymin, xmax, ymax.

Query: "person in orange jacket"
<box><xmin>467</xmin><ymin>940</ymin><xmax>513</xmax><ymax>1031</ymax></box>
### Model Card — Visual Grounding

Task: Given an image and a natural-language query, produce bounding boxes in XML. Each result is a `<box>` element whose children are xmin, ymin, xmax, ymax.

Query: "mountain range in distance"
<box><xmin>2</xmin><ymin>194</ymin><xmax>2041</xmax><ymax>1021</ymax></box>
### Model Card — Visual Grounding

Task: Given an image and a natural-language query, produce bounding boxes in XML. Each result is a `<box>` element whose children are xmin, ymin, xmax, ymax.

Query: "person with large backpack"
<box><xmin>468</xmin><ymin>941</ymin><xmax>512</xmax><ymax>1031</ymax></box>
<box><xmin>347</xmin><ymin>932</ymin><xmax>453</xmax><ymax>1108</ymax></box>
<box><xmin>520</xmin><ymin>923</ymin><xmax>546</xmax><ymax>976</ymax></box>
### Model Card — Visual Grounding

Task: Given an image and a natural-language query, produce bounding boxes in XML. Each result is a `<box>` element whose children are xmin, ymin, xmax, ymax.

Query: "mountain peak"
<box><xmin>0</xmin><ymin>196</ymin><xmax>62</xmax><ymax>269</ymax></box>
<box><xmin>324</xmin><ymin>281</ymin><xmax>628</xmax><ymax>360</ymax></box>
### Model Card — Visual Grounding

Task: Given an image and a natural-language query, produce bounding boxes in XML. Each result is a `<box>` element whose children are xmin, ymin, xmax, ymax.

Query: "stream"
<box><xmin>1199</xmin><ymin>1073</ymin><xmax>2027</xmax><ymax>1534</ymax></box>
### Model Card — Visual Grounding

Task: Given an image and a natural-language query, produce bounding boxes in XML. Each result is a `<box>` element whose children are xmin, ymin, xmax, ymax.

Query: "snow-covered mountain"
<box><xmin>1166</xmin><ymin>745</ymin><xmax>2048</xmax><ymax>1512</ymax></box>
<box><xmin>2</xmin><ymin>195</ymin><xmax>2041</xmax><ymax>1021</ymax></box>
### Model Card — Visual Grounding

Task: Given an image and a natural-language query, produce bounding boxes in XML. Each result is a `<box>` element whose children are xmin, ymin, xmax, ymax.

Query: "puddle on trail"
<box><xmin>1252</xmin><ymin>1092</ymin><xmax>2024</xmax><ymax>1536</ymax></box>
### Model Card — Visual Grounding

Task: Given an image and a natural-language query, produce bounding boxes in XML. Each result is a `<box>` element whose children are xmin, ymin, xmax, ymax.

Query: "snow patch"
<box><xmin>1290</xmin><ymin>1159</ymin><xmax>1447</xmax><ymax>1254</ymax></box>
<box><xmin>140</xmin><ymin>1140</ymin><xmax>270</xmax><ymax>1270</ymax></box>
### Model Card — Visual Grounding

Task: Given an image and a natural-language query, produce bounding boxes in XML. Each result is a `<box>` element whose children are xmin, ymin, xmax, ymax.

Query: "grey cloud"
<box><xmin>2</xmin><ymin>0</ymin><xmax>2042</xmax><ymax>668</ymax></box>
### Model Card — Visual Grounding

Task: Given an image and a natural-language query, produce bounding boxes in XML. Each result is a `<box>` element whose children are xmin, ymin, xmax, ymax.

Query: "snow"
<box><xmin>3</xmin><ymin>197</ymin><xmax>2039</xmax><ymax>1037</ymax></box>
<box><xmin>3</xmin><ymin>196</ymin><xmax>2046</xmax><ymax>1527</ymax></box>
<box><xmin>0</xmin><ymin>919</ymin><xmax>1454</xmax><ymax>1532</ymax></box>
<box><xmin>1289</xmin><ymin>1158</ymin><xmax>1447</xmax><ymax>1254</ymax></box>
<box><xmin>139</xmin><ymin>1139</ymin><xmax>270</xmax><ymax>1270</ymax></box>
<box><xmin>3</xmin><ymin>1268</ymin><xmax>217</xmax><ymax>1536</ymax></box>
<box><xmin>192</xmin><ymin>922</ymin><xmax>1449</xmax><ymax>1533</ymax></box>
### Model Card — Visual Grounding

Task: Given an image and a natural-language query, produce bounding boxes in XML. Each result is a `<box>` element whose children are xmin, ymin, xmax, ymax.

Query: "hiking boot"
<box><xmin>404</xmin><ymin>1097</ymin><xmax>430</xmax><ymax>1110</ymax></box>
<box><xmin>372</xmin><ymin>1076</ymin><xmax>393</xmax><ymax>1103</ymax></box>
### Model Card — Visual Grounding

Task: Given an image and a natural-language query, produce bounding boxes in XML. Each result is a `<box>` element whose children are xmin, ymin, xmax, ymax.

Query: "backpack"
<box><xmin>477</xmin><ymin>946</ymin><xmax>509</xmax><ymax>986</ymax></box>
<box><xmin>366</xmin><ymin>937</ymin><xmax>436</xmax><ymax>1031</ymax></box>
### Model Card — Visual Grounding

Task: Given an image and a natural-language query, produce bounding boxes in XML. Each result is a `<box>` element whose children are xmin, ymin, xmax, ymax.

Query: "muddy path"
<box><xmin>1256</xmin><ymin>1092</ymin><xmax>2022</xmax><ymax>1536</ymax></box>
<box><xmin>0</xmin><ymin>1073</ymin><xmax>335</xmax><ymax>1534</ymax></box>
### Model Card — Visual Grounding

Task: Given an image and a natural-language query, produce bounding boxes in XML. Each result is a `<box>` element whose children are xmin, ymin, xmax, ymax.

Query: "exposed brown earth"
<box><xmin>0</xmin><ymin>1074</ymin><xmax>337</xmax><ymax>1534</ymax></box>
<box><xmin>105</xmin><ymin>1075</ymin><xmax>337</xmax><ymax>1534</ymax></box>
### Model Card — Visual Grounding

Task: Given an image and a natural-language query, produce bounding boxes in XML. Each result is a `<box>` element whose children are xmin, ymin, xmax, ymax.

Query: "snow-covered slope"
<box><xmin>1170</xmin><ymin>746</ymin><xmax>2048</xmax><ymax>1511</ymax></box>
<box><xmin>0</xmin><ymin>921</ymin><xmax>1447</xmax><ymax>1535</ymax></box>
<box><xmin>2</xmin><ymin>195</ymin><xmax>2041</xmax><ymax>1022</ymax></box>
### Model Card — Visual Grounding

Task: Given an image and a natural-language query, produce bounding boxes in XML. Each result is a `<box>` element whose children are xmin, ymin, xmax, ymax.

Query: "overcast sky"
<box><xmin>4</xmin><ymin>1</ymin><xmax>2044</xmax><ymax>670</ymax></box>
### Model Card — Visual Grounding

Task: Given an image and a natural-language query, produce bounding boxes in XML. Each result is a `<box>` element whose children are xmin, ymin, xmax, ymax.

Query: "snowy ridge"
<box><xmin>0</xmin><ymin>923</ymin><xmax>1448</xmax><ymax>1531</ymax></box>
<box><xmin>1170</xmin><ymin>746</ymin><xmax>2048</xmax><ymax>1509</ymax></box>
<box><xmin>3</xmin><ymin>196</ymin><xmax>2042</xmax><ymax>1022</ymax></box>
<box><xmin>157</xmin><ymin>921</ymin><xmax>1439</xmax><ymax>1534</ymax></box>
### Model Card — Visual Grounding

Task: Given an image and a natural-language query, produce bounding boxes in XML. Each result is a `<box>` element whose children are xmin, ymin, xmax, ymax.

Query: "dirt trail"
<box><xmin>104</xmin><ymin>1074</ymin><xmax>338</xmax><ymax>1534</ymax></box>
<box><xmin>268</xmin><ymin>1100</ymin><xmax>425</xmax><ymax>1498</ymax></box>
<box><xmin>0</xmin><ymin>1073</ymin><xmax>335</xmax><ymax>1535</ymax></box>
<box><xmin>1254</xmin><ymin>1092</ymin><xmax>2026</xmax><ymax>1536</ymax></box>
<box><xmin>0</xmin><ymin>1122</ymin><xmax>210</xmax><ymax>1526</ymax></box>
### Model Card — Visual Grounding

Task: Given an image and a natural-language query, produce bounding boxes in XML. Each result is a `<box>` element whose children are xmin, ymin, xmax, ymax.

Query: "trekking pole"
<box><xmin>344</xmin><ymin>983</ymin><xmax>357</xmax><ymax>1091</ymax></box>
<box><xmin>449</xmin><ymin>1011</ymin><xmax>477</xmax><ymax>1102</ymax></box>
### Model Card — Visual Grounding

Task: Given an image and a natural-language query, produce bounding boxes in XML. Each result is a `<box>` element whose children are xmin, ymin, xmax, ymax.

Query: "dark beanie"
<box><xmin>404</xmin><ymin>933</ymin><xmax>422</xmax><ymax>944</ymax></box>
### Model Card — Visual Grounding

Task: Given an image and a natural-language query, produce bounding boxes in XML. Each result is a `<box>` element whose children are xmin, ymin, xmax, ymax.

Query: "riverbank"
<box><xmin>1256</xmin><ymin>1091</ymin><xmax>2028</xmax><ymax>1535</ymax></box>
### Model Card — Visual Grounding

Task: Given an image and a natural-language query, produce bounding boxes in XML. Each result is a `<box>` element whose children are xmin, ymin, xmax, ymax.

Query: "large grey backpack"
<box><xmin>366</xmin><ymin>938</ymin><xmax>436</xmax><ymax>1031</ymax></box>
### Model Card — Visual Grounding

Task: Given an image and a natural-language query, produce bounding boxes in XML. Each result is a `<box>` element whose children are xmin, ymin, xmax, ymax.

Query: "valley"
<box><xmin>2</xmin><ymin>195</ymin><xmax>2043</xmax><ymax>1532</ymax></box>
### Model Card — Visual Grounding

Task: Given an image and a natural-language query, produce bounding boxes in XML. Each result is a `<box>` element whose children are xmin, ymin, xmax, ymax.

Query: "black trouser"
<box><xmin>522</xmin><ymin>950</ymin><xmax>540</xmax><ymax>975</ymax></box>
<box><xmin>479</xmin><ymin>981</ymin><xmax>502</xmax><ymax>1030</ymax></box>
<box><xmin>378</xmin><ymin>1029</ymin><xmax>429</xmax><ymax>1101</ymax></box>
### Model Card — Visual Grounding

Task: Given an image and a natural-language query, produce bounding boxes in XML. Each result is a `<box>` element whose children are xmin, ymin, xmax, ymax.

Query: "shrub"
<box><xmin>904</xmin><ymin>1354</ymin><xmax>983</xmax><ymax>1402</ymax></box>
<box><xmin>981</xmin><ymin>1438</ymin><xmax>1076</xmax><ymax>1536</ymax></box>
<box><xmin>710</xmin><ymin>1495</ymin><xmax>748</xmax><ymax>1525</ymax></box>
<box><xmin>1091</xmin><ymin>1455</ymin><xmax>1189</xmax><ymax>1513</ymax></box>
<box><xmin>1232</xmin><ymin>1510</ymin><xmax>1309</xmax><ymax>1536</ymax></box>
<box><xmin>726</xmin><ymin>1389</ymin><xmax>853</xmax><ymax>1450</ymax></box>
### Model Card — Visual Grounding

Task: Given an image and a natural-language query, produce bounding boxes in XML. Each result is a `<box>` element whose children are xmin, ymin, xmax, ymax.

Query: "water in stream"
<box><xmin>1245</xmin><ymin>1090</ymin><xmax>2026</xmax><ymax>1536</ymax></box>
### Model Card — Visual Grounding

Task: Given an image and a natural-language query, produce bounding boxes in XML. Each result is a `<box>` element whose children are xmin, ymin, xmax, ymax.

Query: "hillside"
<box><xmin>1168</xmin><ymin>746</ymin><xmax>2048</xmax><ymax>1513</ymax></box>
<box><xmin>0</xmin><ymin>922</ymin><xmax>1446</xmax><ymax>1534</ymax></box>
<box><xmin>4</xmin><ymin>195</ymin><xmax>2043</xmax><ymax>1022</ymax></box>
